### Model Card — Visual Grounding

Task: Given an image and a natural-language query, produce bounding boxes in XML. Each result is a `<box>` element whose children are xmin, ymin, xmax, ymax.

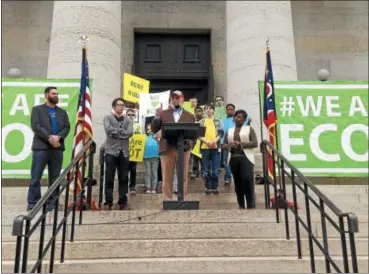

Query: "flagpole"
<box><xmin>79</xmin><ymin>35</ymin><xmax>89</xmax><ymax>148</ymax></box>
<box><xmin>266</xmin><ymin>37</ymin><xmax>280</xmax><ymax>152</ymax></box>
<box><xmin>79</xmin><ymin>35</ymin><xmax>88</xmax><ymax>204</ymax></box>
<box><xmin>260</xmin><ymin>37</ymin><xmax>270</xmax><ymax>144</ymax></box>
<box><xmin>266</xmin><ymin>38</ymin><xmax>282</xmax><ymax>193</ymax></box>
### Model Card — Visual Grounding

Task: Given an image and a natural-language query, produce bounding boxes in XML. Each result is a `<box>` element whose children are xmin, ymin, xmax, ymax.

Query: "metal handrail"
<box><xmin>12</xmin><ymin>140</ymin><xmax>96</xmax><ymax>273</ymax></box>
<box><xmin>264</xmin><ymin>141</ymin><xmax>355</xmax><ymax>217</ymax></box>
<box><xmin>261</xmin><ymin>140</ymin><xmax>359</xmax><ymax>273</ymax></box>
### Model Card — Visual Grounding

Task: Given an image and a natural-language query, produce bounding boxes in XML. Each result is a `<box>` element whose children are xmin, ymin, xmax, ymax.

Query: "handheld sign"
<box><xmin>123</xmin><ymin>73</ymin><xmax>150</xmax><ymax>103</ymax></box>
<box><xmin>129</xmin><ymin>134</ymin><xmax>146</xmax><ymax>162</ymax></box>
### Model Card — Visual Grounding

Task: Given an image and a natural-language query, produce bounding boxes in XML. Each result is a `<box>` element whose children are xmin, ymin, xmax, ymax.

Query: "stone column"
<box><xmin>226</xmin><ymin>1</ymin><xmax>298</xmax><ymax>172</ymax></box>
<box><xmin>47</xmin><ymin>1</ymin><xmax>122</xmax><ymax>147</ymax></box>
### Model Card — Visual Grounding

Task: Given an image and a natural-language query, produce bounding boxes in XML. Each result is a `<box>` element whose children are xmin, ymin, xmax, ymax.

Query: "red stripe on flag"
<box><xmin>267</xmin><ymin>123</ymin><xmax>276</xmax><ymax>181</ymax></box>
<box><xmin>84</xmin><ymin>108</ymin><xmax>92</xmax><ymax>119</ymax></box>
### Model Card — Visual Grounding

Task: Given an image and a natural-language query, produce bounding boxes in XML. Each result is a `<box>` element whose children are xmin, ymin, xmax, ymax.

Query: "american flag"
<box><xmin>69</xmin><ymin>46</ymin><xmax>93</xmax><ymax>195</ymax></box>
<box><xmin>263</xmin><ymin>47</ymin><xmax>277</xmax><ymax>180</ymax></box>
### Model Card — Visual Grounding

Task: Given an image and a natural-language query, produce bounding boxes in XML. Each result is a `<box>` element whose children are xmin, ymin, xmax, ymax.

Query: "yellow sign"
<box><xmin>183</xmin><ymin>101</ymin><xmax>194</xmax><ymax>114</ymax></box>
<box><xmin>123</xmin><ymin>73</ymin><xmax>150</xmax><ymax>103</ymax></box>
<box><xmin>129</xmin><ymin>134</ymin><xmax>146</xmax><ymax>162</ymax></box>
<box><xmin>191</xmin><ymin>139</ymin><xmax>202</xmax><ymax>159</ymax></box>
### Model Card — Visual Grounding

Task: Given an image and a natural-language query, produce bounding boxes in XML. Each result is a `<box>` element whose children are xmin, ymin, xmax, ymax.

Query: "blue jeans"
<box><xmin>201</xmin><ymin>149</ymin><xmax>221</xmax><ymax>189</ymax></box>
<box><xmin>222</xmin><ymin>150</ymin><xmax>232</xmax><ymax>182</ymax></box>
<box><xmin>144</xmin><ymin>158</ymin><xmax>159</xmax><ymax>190</ymax></box>
<box><xmin>27</xmin><ymin>149</ymin><xmax>63</xmax><ymax>210</ymax></box>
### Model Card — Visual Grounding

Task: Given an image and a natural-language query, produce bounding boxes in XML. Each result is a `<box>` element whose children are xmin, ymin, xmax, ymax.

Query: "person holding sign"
<box><xmin>190</xmin><ymin>97</ymin><xmax>198</xmax><ymax>109</ymax></box>
<box><xmin>126</xmin><ymin>109</ymin><xmax>138</xmax><ymax>195</ymax></box>
<box><xmin>199</xmin><ymin>104</ymin><xmax>224</xmax><ymax>195</ymax></box>
<box><xmin>27</xmin><ymin>86</ymin><xmax>70</xmax><ymax>211</ymax></box>
<box><xmin>223</xmin><ymin>110</ymin><xmax>258</xmax><ymax>209</ymax></box>
<box><xmin>103</xmin><ymin>98</ymin><xmax>133</xmax><ymax>210</ymax></box>
<box><xmin>214</xmin><ymin>95</ymin><xmax>227</xmax><ymax>121</ymax></box>
<box><xmin>151</xmin><ymin>90</ymin><xmax>196</xmax><ymax>201</ymax></box>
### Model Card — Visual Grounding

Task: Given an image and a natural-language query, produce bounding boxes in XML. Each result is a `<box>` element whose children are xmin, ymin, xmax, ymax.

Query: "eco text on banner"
<box><xmin>259</xmin><ymin>81</ymin><xmax>368</xmax><ymax>177</ymax></box>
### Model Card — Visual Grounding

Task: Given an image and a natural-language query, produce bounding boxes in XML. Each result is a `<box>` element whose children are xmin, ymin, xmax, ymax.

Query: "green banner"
<box><xmin>1</xmin><ymin>78</ymin><xmax>82</xmax><ymax>178</ymax></box>
<box><xmin>259</xmin><ymin>81</ymin><xmax>368</xmax><ymax>177</ymax></box>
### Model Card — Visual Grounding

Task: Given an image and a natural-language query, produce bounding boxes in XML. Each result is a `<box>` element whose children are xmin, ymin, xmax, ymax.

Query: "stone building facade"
<box><xmin>2</xmin><ymin>1</ymin><xmax>368</xmax><ymax>150</ymax></box>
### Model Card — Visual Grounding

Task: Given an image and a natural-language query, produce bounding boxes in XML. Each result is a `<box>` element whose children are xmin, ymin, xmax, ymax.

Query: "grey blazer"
<box><xmin>30</xmin><ymin>104</ymin><xmax>70</xmax><ymax>151</ymax></box>
<box><xmin>103</xmin><ymin>114</ymin><xmax>133</xmax><ymax>157</ymax></box>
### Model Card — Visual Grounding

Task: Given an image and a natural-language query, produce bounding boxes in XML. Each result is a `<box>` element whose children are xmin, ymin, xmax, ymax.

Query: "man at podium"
<box><xmin>151</xmin><ymin>90</ymin><xmax>196</xmax><ymax>201</ymax></box>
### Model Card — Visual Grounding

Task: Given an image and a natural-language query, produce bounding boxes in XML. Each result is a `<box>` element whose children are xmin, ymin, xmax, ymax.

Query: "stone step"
<box><xmin>3</xmin><ymin>219</ymin><xmax>368</xmax><ymax>242</ymax></box>
<box><xmin>2</xmin><ymin>238</ymin><xmax>368</xmax><ymax>261</ymax></box>
<box><xmin>4</xmin><ymin>175</ymin><xmax>368</xmax><ymax>187</ymax></box>
<box><xmin>2</xmin><ymin>191</ymin><xmax>366</xmax><ymax>222</ymax></box>
<box><xmin>1</xmin><ymin>209</ymin><xmax>276</xmax><ymax>226</ymax></box>
<box><xmin>1</xmin><ymin>197</ymin><xmax>267</xmax><ymax>214</ymax></box>
<box><xmin>3</xmin><ymin>205</ymin><xmax>368</xmax><ymax>226</ymax></box>
<box><xmin>2</xmin><ymin>256</ymin><xmax>368</xmax><ymax>273</ymax></box>
<box><xmin>2</xmin><ymin>184</ymin><xmax>368</xmax><ymax>206</ymax></box>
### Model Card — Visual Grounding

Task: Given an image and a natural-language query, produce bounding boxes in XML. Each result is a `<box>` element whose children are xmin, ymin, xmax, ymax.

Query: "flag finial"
<box><xmin>266</xmin><ymin>37</ymin><xmax>270</xmax><ymax>49</ymax></box>
<box><xmin>79</xmin><ymin>35</ymin><xmax>89</xmax><ymax>47</ymax></box>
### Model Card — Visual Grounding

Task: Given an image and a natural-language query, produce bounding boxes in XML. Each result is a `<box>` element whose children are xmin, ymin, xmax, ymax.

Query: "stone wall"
<box><xmin>3</xmin><ymin>1</ymin><xmax>367</xmax><ymax>86</ymax></box>
<box><xmin>291</xmin><ymin>1</ymin><xmax>368</xmax><ymax>80</ymax></box>
<box><xmin>1</xmin><ymin>1</ymin><xmax>53</xmax><ymax>78</ymax></box>
<box><xmin>121</xmin><ymin>1</ymin><xmax>226</xmax><ymax>99</ymax></box>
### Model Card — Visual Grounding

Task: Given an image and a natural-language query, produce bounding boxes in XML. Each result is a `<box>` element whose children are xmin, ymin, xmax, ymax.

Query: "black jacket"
<box><xmin>31</xmin><ymin>104</ymin><xmax>70</xmax><ymax>151</ymax></box>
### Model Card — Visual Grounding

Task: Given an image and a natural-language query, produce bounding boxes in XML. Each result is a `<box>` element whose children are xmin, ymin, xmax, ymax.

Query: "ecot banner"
<box><xmin>259</xmin><ymin>81</ymin><xmax>368</xmax><ymax>177</ymax></box>
<box><xmin>2</xmin><ymin>78</ymin><xmax>81</xmax><ymax>178</ymax></box>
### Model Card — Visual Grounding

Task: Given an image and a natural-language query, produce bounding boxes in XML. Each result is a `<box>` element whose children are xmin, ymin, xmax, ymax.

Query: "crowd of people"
<box><xmin>27</xmin><ymin>87</ymin><xmax>258</xmax><ymax>212</ymax></box>
<box><xmin>102</xmin><ymin>90</ymin><xmax>258</xmax><ymax>210</ymax></box>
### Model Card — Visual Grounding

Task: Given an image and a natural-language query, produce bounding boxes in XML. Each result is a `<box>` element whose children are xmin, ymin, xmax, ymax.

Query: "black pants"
<box><xmin>229</xmin><ymin>155</ymin><xmax>255</xmax><ymax>208</ymax></box>
<box><xmin>105</xmin><ymin>151</ymin><xmax>129</xmax><ymax>205</ymax></box>
<box><xmin>191</xmin><ymin>154</ymin><xmax>202</xmax><ymax>177</ymax></box>
<box><xmin>128</xmin><ymin>161</ymin><xmax>137</xmax><ymax>189</ymax></box>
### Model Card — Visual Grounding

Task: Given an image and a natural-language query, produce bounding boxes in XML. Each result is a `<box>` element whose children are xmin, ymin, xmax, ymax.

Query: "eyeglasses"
<box><xmin>127</xmin><ymin>114</ymin><xmax>135</xmax><ymax>117</ymax></box>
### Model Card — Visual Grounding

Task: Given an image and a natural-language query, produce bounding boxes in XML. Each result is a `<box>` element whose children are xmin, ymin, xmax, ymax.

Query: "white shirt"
<box><xmin>173</xmin><ymin>108</ymin><xmax>183</xmax><ymax>123</ymax></box>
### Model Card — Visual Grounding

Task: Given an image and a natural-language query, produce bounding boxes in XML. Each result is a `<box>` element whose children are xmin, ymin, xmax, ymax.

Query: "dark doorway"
<box><xmin>133</xmin><ymin>30</ymin><xmax>211</xmax><ymax>105</ymax></box>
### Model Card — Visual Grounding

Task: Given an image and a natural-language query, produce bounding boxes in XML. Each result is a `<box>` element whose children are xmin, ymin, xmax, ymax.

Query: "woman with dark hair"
<box><xmin>223</xmin><ymin>109</ymin><xmax>258</xmax><ymax>209</ymax></box>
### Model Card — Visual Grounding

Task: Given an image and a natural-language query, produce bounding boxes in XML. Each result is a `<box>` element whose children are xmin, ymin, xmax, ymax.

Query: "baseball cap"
<box><xmin>171</xmin><ymin>90</ymin><xmax>183</xmax><ymax>98</ymax></box>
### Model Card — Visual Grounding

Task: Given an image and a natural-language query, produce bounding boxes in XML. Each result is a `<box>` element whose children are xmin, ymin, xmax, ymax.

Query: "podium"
<box><xmin>161</xmin><ymin>123</ymin><xmax>205</xmax><ymax>210</ymax></box>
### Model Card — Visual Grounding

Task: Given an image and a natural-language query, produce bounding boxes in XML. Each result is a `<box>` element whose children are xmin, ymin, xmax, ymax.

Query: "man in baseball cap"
<box><xmin>170</xmin><ymin>90</ymin><xmax>184</xmax><ymax>103</ymax></box>
<box><xmin>151</xmin><ymin>90</ymin><xmax>196</xmax><ymax>201</ymax></box>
